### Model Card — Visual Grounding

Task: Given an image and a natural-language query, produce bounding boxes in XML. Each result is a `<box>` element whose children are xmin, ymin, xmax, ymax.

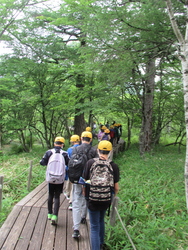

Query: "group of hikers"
<box><xmin>95</xmin><ymin>122</ymin><xmax>122</xmax><ymax>146</ymax></box>
<box><xmin>40</xmin><ymin>124</ymin><xmax>121</xmax><ymax>250</ymax></box>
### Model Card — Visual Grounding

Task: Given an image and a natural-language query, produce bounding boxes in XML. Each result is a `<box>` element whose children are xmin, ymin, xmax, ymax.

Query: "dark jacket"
<box><xmin>40</xmin><ymin>146</ymin><xmax>69</xmax><ymax>166</ymax></box>
<box><xmin>72</xmin><ymin>142</ymin><xmax>98</xmax><ymax>160</ymax></box>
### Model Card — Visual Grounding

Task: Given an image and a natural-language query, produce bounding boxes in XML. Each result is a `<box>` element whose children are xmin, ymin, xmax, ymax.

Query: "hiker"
<box><xmin>69</xmin><ymin>131</ymin><xmax>98</xmax><ymax>239</ymax></box>
<box><xmin>86</xmin><ymin>127</ymin><xmax>93</xmax><ymax>145</ymax></box>
<box><xmin>65</xmin><ymin>134</ymin><xmax>80</xmax><ymax>210</ymax></box>
<box><xmin>97</xmin><ymin>125</ymin><xmax>106</xmax><ymax>141</ymax></box>
<box><xmin>86</xmin><ymin>126</ymin><xmax>92</xmax><ymax>132</ymax></box>
<box><xmin>83</xmin><ymin>140</ymin><xmax>120</xmax><ymax>250</ymax></box>
<box><xmin>117</xmin><ymin>123</ymin><xmax>122</xmax><ymax>144</ymax></box>
<box><xmin>40</xmin><ymin>137</ymin><xmax>69</xmax><ymax>225</ymax></box>
<box><xmin>109</xmin><ymin>125</ymin><xmax>115</xmax><ymax>146</ymax></box>
<box><xmin>101</xmin><ymin>128</ymin><xmax>111</xmax><ymax>141</ymax></box>
<box><xmin>113</xmin><ymin>123</ymin><xmax>119</xmax><ymax>145</ymax></box>
<box><xmin>105</xmin><ymin>121</ymin><xmax>109</xmax><ymax>128</ymax></box>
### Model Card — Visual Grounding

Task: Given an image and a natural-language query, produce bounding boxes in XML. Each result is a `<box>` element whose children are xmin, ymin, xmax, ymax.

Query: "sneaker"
<box><xmin>80</xmin><ymin>217</ymin><xmax>86</xmax><ymax>224</ymax></box>
<box><xmin>48</xmin><ymin>214</ymin><xmax>52</xmax><ymax>220</ymax></box>
<box><xmin>72</xmin><ymin>230</ymin><xmax>80</xmax><ymax>238</ymax></box>
<box><xmin>64</xmin><ymin>192</ymin><xmax>70</xmax><ymax>200</ymax></box>
<box><xmin>51</xmin><ymin>215</ymin><xmax>58</xmax><ymax>225</ymax></box>
<box><xmin>68</xmin><ymin>203</ymin><xmax>72</xmax><ymax>210</ymax></box>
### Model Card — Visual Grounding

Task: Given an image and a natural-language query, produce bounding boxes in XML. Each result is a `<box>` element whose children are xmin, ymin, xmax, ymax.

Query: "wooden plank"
<box><xmin>66</xmin><ymin>209</ymin><xmax>79</xmax><ymax>250</ymax></box>
<box><xmin>0</xmin><ymin>206</ymin><xmax>22</xmax><ymax>249</ymax></box>
<box><xmin>15</xmin><ymin>207</ymin><xmax>40</xmax><ymax>250</ymax></box>
<box><xmin>28</xmin><ymin>207</ymin><xmax>47</xmax><ymax>250</ymax></box>
<box><xmin>0</xmin><ymin>180</ymin><xmax>92</xmax><ymax>250</ymax></box>
<box><xmin>1</xmin><ymin>206</ymin><xmax>31</xmax><ymax>250</ymax></box>
<box><xmin>60</xmin><ymin>194</ymin><xmax>69</xmax><ymax>210</ymax></box>
<box><xmin>26</xmin><ymin>185</ymin><xmax>47</xmax><ymax>207</ymax></box>
<box><xmin>34</xmin><ymin>193</ymin><xmax>48</xmax><ymax>208</ymax></box>
<box><xmin>17</xmin><ymin>181</ymin><xmax>47</xmax><ymax>206</ymax></box>
<box><xmin>79</xmin><ymin>218</ymin><xmax>91</xmax><ymax>250</ymax></box>
<box><xmin>41</xmin><ymin>216</ymin><xmax>56</xmax><ymax>250</ymax></box>
<box><xmin>54</xmin><ymin>208</ymin><xmax>67</xmax><ymax>250</ymax></box>
<box><xmin>24</xmin><ymin>183</ymin><xmax>48</xmax><ymax>207</ymax></box>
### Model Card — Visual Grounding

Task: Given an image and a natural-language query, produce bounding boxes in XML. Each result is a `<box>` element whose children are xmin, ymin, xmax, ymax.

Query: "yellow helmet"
<box><xmin>104</xmin><ymin>129</ymin><xmax>110</xmax><ymax>134</ymax></box>
<box><xmin>81</xmin><ymin>131</ymin><xmax>92</xmax><ymax>139</ymax></box>
<box><xmin>86</xmin><ymin>126</ymin><xmax>92</xmax><ymax>132</ymax></box>
<box><xmin>70</xmin><ymin>135</ymin><xmax>80</xmax><ymax>142</ymax></box>
<box><xmin>98</xmin><ymin>140</ymin><xmax>112</xmax><ymax>151</ymax></box>
<box><xmin>54</xmin><ymin>137</ymin><xmax>65</xmax><ymax>144</ymax></box>
<box><xmin>101</xmin><ymin>125</ymin><xmax>107</xmax><ymax>130</ymax></box>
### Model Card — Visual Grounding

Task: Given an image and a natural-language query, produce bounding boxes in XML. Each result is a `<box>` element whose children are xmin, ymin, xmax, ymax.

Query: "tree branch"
<box><xmin>166</xmin><ymin>0</ymin><xmax>185</xmax><ymax>45</ymax></box>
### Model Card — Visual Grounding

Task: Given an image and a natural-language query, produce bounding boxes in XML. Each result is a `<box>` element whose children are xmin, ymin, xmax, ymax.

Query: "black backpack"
<box><xmin>68</xmin><ymin>145</ymin><xmax>92</xmax><ymax>184</ymax></box>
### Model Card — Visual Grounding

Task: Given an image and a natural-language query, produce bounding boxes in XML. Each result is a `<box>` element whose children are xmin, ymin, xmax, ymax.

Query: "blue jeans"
<box><xmin>88</xmin><ymin>209</ymin><xmax>106</xmax><ymax>250</ymax></box>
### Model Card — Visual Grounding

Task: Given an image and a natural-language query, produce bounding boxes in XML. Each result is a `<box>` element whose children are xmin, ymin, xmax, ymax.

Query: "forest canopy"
<box><xmin>0</xmin><ymin>0</ymin><xmax>186</xmax><ymax>153</ymax></box>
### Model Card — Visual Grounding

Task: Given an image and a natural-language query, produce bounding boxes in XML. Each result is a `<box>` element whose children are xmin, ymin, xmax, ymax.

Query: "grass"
<box><xmin>105</xmin><ymin>144</ymin><xmax>187</xmax><ymax>250</ymax></box>
<box><xmin>0</xmin><ymin>142</ymin><xmax>187</xmax><ymax>249</ymax></box>
<box><xmin>0</xmin><ymin>145</ymin><xmax>47</xmax><ymax>226</ymax></box>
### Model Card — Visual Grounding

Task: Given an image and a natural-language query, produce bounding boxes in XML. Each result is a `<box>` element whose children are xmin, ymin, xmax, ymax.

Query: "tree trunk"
<box><xmin>181</xmin><ymin>58</ymin><xmax>188</xmax><ymax>210</ymax></box>
<box><xmin>126</xmin><ymin>116</ymin><xmax>133</xmax><ymax>150</ymax></box>
<box><xmin>166</xmin><ymin>0</ymin><xmax>188</xmax><ymax>210</ymax></box>
<box><xmin>139</xmin><ymin>58</ymin><xmax>156</xmax><ymax>155</ymax></box>
<box><xmin>74</xmin><ymin>74</ymin><xmax>86</xmax><ymax>136</ymax></box>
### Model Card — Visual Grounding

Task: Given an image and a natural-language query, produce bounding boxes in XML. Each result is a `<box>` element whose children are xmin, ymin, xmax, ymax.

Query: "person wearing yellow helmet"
<box><xmin>40</xmin><ymin>136</ymin><xmax>69</xmax><ymax>225</ymax></box>
<box><xmin>109</xmin><ymin>125</ymin><xmax>115</xmax><ymax>146</ymax></box>
<box><xmin>97</xmin><ymin>125</ymin><xmax>106</xmax><ymax>142</ymax></box>
<box><xmin>86</xmin><ymin>126</ymin><xmax>92</xmax><ymax>132</ymax></box>
<box><xmin>64</xmin><ymin>135</ymin><xmax>81</xmax><ymax>210</ymax></box>
<box><xmin>112</xmin><ymin>123</ymin><xmax>119</xmax><ymax>145</ymax></box>
<box><xmin>101</xmin><ymin>128</ymin><xmax>111</xmax><ymax>141</ymax></box>
<box><xmin>70</xmin><ymin>130</ymin><xmax>98</xmax><ymax>239</ymax></box>
<box><xmin>83</xmin><ymin>140</ymin><xmax>120</xmax><ymax>250</ymax></box>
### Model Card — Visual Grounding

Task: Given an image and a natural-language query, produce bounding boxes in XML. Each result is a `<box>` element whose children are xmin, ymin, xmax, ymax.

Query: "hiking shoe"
<box><xmin>80</xmin><ymin>217</ymin><xmax>86</xmax><ymax>224</ymax></box>
<box><xmin>48</xmin><ymin>214</ymin><xmax>52</xmax><ymax>220</ymax></box>
<box><xmin>51</xmin><ymin>215</ymin><xmax>58</xmax><ymax>225</ymax></box>
<box><xmin>72</xmin><ymin>230</ymin><xmax>80</xmax><ymax>238</ymax></box>
<box><xmin>64</xmin><ymin>192</ymin><xmax>70</xmax><ymax>200</ymax></box>
<box><xmin>68</xmin><ymin>203</ymin><xmax>72</xmax><ymax>210</ymax></box>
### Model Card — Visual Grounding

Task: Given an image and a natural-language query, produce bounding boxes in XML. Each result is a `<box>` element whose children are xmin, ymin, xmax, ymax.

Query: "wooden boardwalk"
<box><xmin>0</xmin><ymin>181</ymin><xmax>91</xmax><ymax>250</ymax></box>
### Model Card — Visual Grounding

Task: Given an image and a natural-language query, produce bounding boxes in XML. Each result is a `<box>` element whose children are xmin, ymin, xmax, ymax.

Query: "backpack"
<box><xmin>101</xmin><ymin>134</ymin><xmax>109</xmax><ymax>141</ymax></box>
<box><xmin>46</xmin><ymin>148</ymin><xmax>66</xmax><ymax>184</ymax></box>
<box><xmin>89</xmin><ymin>158</ymin><xmax>114</xmax><ymax>202</ymax></box>
<box><xmin>68</xmin><ymin>145</ymin><xmax>91</xmax><ymax>184</ymax></box>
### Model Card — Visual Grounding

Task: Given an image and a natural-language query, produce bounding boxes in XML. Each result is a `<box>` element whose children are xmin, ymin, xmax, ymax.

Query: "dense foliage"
<box><xmin>0</xmin><ymin>0</ymin><xmax>186</xmax><ymax>153</ymax></box>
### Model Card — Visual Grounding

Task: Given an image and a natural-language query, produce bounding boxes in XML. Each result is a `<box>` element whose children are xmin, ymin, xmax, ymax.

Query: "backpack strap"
<box><xmin>74</xmin><ymin>145</ymin><xmax>91</xmax><ymax>157</ymax></box>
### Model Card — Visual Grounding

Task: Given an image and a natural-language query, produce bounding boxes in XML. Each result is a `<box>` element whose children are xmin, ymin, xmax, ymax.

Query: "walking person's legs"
<box><xmin>51</xmin><ymin>183</ymin><xmax>63</xmax><ymax>225</ymax></box>
<box><xmin>72</xmin><ymin>184</ymin><xmax>82</xmax><ymax>238</ymax></box>
<box><xmin>99</xmin><ymin>210</ymin><xmax>106</xmax><ymax>246</ymax></box>
<box><xmin>88</xmin><ymin>209</ymin><xmax>101</xmax><ymax>250</ymax></box>
<box><xmin>48</xmin><ymin>183</ymin><xmax>54</xmax><ymax>219</ymax></box>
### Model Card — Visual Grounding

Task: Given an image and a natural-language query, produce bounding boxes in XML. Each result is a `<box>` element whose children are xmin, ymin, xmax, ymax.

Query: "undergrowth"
<box><xmin>0</xmin><ymin>143</ymin><xmax>187</xmax><ymax>250</ymax></box>
<box><xmin>105</xmin><ymin>144</ymin><xmax>187</xmax><ymax>250</ymax></box>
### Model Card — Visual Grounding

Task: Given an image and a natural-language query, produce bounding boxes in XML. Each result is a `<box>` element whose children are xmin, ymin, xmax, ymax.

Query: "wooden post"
<box><xmin>0</xmin><ymin>176</ymin><xmax>3</xmax><ymax>211</ymax></box>
<box><xmin>27</xmin><ymin>161</ymin><xmax>33</xmax><ymax>192</ymax></box>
